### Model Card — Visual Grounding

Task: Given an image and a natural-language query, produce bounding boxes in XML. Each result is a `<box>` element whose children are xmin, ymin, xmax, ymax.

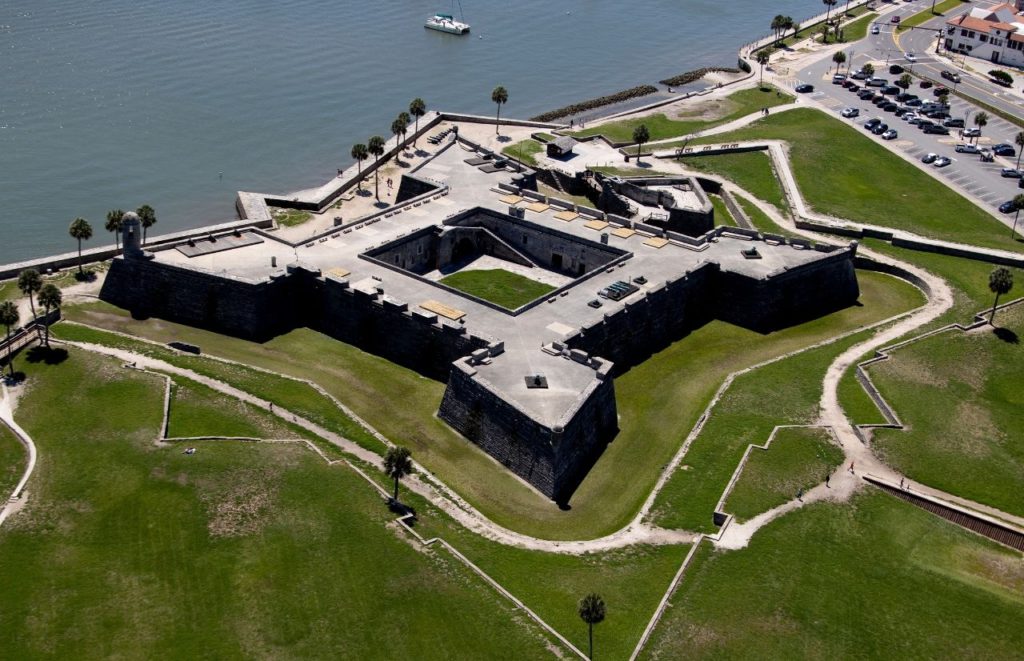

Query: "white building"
<box><xmin>944</xmin><ymin>1</ymin><xmax>1024</xmax><ymax>67</ymax></box>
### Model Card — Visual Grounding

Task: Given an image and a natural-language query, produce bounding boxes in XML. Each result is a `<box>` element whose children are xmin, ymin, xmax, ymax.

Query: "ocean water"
<box><xmin>0</xmin><ymin>0</ymin><xmax>817</xmax><ymax>263</ymax></box>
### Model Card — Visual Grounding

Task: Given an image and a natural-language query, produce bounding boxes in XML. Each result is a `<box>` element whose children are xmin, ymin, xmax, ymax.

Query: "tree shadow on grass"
<box><xmin>992</xmin><ymin>327</ymin><xmax>1019</xmax><ymax>344</ymax></box>
<box><xmin>74</xmin><ymin>270</ymin><xmax>97</xmax><ymax>283</ymax></box>
<box><xmin>496</xmin><ymin>135</ymin><xmax>513</xmax><ymax>143</ymax></box>
<box><xmin>1</xmin><ymin>370</ymin><xmax>26</xmax><ymax>385</ymax></box>
<box><xmin>25</xmin><ymin>346</ymin><xmax>69</xmax><ymax>365</ymax></box>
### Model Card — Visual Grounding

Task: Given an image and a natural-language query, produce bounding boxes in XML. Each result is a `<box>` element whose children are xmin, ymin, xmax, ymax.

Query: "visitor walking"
<box><xmin>797</xmin><ymin>487</ymin><xmax>803</xmax><ymax>502</ymax></box>
<box><xmin>825</xmin><ymin>473</ymin><xmax>831</xmax><ymax>488</ymax></box>
<box><xmin>848</xmin><ymin>461</ymin><xmax>855</xmax><ymax>474</ymax></box>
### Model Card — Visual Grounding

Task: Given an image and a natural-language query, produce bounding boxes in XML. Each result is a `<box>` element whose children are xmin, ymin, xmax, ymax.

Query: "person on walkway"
<box><xmin>848</xmin><ymin>461</ymin><xmax>855</xmax><ymax>474</ymax></box>
<box><xmin>825</xmin><ymin>473</ymin><xmax>831</xmax><ymax>488</ymax></box>
<box><xmin>797</xmin><ymin>487</ymin><xmax>804</xmax><ymax>502</ymax></box>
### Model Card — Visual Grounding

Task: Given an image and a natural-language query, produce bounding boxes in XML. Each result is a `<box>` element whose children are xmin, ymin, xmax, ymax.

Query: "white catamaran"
<box><xmin>425</xmin><ymin>1</ymin><xmax>470</xmax><ymax>35</ymax></box>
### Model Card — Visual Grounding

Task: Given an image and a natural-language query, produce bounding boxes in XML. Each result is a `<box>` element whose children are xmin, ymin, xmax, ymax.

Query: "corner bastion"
<box><xmin>100</xmin><ymin>135</ymin><xmax>859</xmax><ymax>502</ymax></box>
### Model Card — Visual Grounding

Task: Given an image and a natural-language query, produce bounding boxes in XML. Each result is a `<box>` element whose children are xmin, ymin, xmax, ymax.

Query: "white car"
<box><xmin>933</xmin><ymin>156</ymin><xmax>952</xmax><ymax>168</ymax></box>
<box><xmin>905</xmin><ymin>52</ymin><xmax>917</xmax><ymax>62</ymax></box>
<box><xmin>902</xmin><ymin>112</ymin><xmax>918</xmax><ymax>122</ymax></box>
<box><xmin>871</xmin><ymin>25</ymin><xmax>880</xmax><ymax>35</ymax></box>
<box><xmin>841</xmin><ymin>107</ymin><xmax>860</xmax><ymax>118</ymax></box>
<box><xmin>882</xmin><ymin>129</ymin><xmax>898</xmax><ymax>140</ymax></box>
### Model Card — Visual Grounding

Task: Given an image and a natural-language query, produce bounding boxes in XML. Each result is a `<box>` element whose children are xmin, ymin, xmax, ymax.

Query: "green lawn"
<box><xmin>166</xmin><ymin>375</ymin><xmax>310</xmax><ymax>440</ymax></box>
<box><xmin>502</xmin><ymin>139</ymin><xmax>544</xmax><ymax>166</ymax></box>
<box><xmin>724</xmin><ymin>427</ymin><xmax>845</xmax><ymax>522</ymax></box>
<box><xmin>645</xmin><ymin>491</ymin><xmax>1024</xmax><ymax>658</ymax></box>
<box><xmin>52</xmin><ymin>322</ymin><xmax>386</xmax><ymax>454</ymax></box>
<box><xmin>439</xmin><ymin>268</ymin><xmax>556</xmax><ymax>309</ymax></box>
<box><xmin>682</xmin><ymin>108</ymin><xmax>1021</xmax><ymax>252</ymax></box>
<box><xmin>709</xmin><ymin>194</ymin><xmax>737</xmax><ymax>227</ymax></box>
<box><xmin>735</xmin><ymin>194</ymin><xmax>794</xmax><ymax>237</ymax></box>
<box><xmin>678</xmin><ymin>150</ymin><xmax>787</xmax><ymax>211</ymax></box>
<box><xmin>842</xmin><ymin>12</ymin><xmax>878</xmax><ymax>43</ymax></box>
<box><xmin>0</xmin><ymin>348</ymin><xmax>560</xmax><ymax>658</ymax></box>
<box><xmin>898</xmin><ymin>0</ymin><xmax>964</xmax><ymax>30</ymax></box>
<box><xmin>271</xmin><ymin>208</ymin><xmax>312</xmax><ymax>227</ymax></box>
<box><xmin>62</xmin><ymin>269</ymin><xmax>921</xmax><ymax>541</ymax></box>
<box><xmin>0</xmin><ymin>423</ymin><xmax>24</xmax><ymax>501</ymax></box>
<box><xmin>573</xmin><ymin>85</ymin><xmax>793</xmax><ymax>144</ymax></box>
<box><xmin>537</xmin><ymin>182</ymin><xmax>594</xmax><ymax>209</ymax></box>
<box><xmin>867</xmin><ymin>303</ymin><xmax>1024</xmax><ymax>517</ymax></box>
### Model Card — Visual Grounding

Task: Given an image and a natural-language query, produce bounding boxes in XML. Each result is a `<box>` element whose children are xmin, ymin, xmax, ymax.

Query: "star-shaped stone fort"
<box><xmin>102</xmin><ymin>125</ymin><xmax>858</xmax><ymax>502</ymax></box>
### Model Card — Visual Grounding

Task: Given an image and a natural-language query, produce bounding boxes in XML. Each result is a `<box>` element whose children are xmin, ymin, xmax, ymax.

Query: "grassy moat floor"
<box><xmin>438</xmin><ymin>268</ymin><xmax>556</xmax><ymax>310</ymax></box>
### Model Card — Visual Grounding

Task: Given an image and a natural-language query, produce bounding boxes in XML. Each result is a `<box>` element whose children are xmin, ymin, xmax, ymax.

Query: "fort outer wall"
<box><xmin>438</xmin><ymin>357</ymin><xmax>618</xmax><ymax>502</ymax></box>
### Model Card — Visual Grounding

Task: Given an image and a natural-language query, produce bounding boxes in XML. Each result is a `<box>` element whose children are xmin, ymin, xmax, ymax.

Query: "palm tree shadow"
<box><xmin>496</xmin><ymin>135</ymin><xmax>512</xmax><ymax>143</ymax></box>
<box><xmin>993</xmin><ymin>327</ymin><xmax>1019</xmax><ymax>344</ymax></box>
<box><xmin>26</xmin><ymin>346</ymin><xmax>69</xmax><ymax>364</ymax></box>
<box><xmin>74</xmin><ymin>270</ymin><xmax>97</xmax><ymax>283</ymax></box>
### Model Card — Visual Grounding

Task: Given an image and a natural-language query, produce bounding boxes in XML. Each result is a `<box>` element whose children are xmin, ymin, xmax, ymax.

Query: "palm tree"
<box><xmin>973</xmin><ymin>112</ymin><xmax>989</xmax><ymax>145</ymax></box>
<box><xmin>68</xmin><ymin>217</ymin><xmax>93</xmax><ymax>276</ymax></box>
<box><xmin>398</xmin><ymin>111</ymin><xmax>411</xmax><ymax>143</ymax></box>
<box><xmin>823</xmin><ymin>0</ymin><xmax>838</xmax><ymax>26</ymax></box>
<box><xmin>17</xmin><ymin>269</ymin><xmax>42</xmax><ymax>323</ymax></box>
<box><xmin>862</xmin><ymin>63</ymin><xmax>875</xmax><ymax>77</ymax></box>
<box><xmin>898</xmin><ymin>73</ymin><xmax>913</xmax><ymax>89</ymax></box>
<box><xmin>756</xmin><ymin>50</ymin><xmax>770</xmax><ymax>87</ymax></box>
<box><xmin>491</xmin><ymin>86</ymin><xmax>509</xmax><ymax>135</ymax></box>
<box><xmin>789</xmin><ymin>20</ymin><xmax>800</xmax><ymax>39</ymax></box>
<box><xmin>931</xmin><ymin>0</ymin><xmax>939</xmax><ymax>14</ymax></box>
<box><xmin>37</xmin><ymin>284</ymin><xmax>62</xmax><ymax>347</ymax></box>
<box><xmin>105</xmin><ymin>209</ymin><xmax>125</xmax><ymax>252</ymax></box>
<box><xmin>137</xmin><ymin>204</ymin><xmax>156</xmax><ymax>244</ymax></box>
<box><xmin>1014</xmin><ymin>131</ymin><xmax>1024</xmax><ymax>170</ymax></box>
<box><xmin>409</xmin><ymin>98</ymin><xmax>427</xmax><ymax>148</ymax></box>
<box><xmin>578</xmin><ymin>593</ymin><xmax>606</xmax><ymax>660</ymax></box>
<box><xmin>632</xmin><ymin>124</ymin><xmax>650</xmax><ymax>165</ymax></box>
<box><xmin>0</xmin><ymin>301</ymin><xmax>19</xmax><ymax>378</ymax></box>
<box><xmin>351</xmin><ymin>143</ymin><xmax>368</xmax><ymax>191</ymax></box>
<box><xmin>771</xmin><ymin>15</ymin><xmax>785</xmax><ymax>39</ymax></box>
<box><xmin>832</xmin><ymin>51</ymin><xmax>847</xmax><ymax>73</ymax></box>
<box><xmin>988</xmin><ymin>267</ymin><xmax>1014</xmax><ymax>324</ymax></box>
<box><xmin>383</xmin><ymin>446</ymin><xmax>414</xmax><ymax>501</ymax></box>
<box><xmin>392</xmin><ymin>114</ymin><xmax>409</xmax><ymax>149</ymax></box>
<box><xmin>367</xmin><ymin>135</ymin><xmax>386</xmax><ymax>201</ymax></box>
<box><xmin>1010</xmin><ymin>193</ymin><xmax>1024</xmax><ymax>240</ymax></box>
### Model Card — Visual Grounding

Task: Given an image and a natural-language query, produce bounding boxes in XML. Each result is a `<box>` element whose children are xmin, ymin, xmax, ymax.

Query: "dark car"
<box><xmin>999</xmin><ymin>200</ymin><xmax>1019</xmax><ymax>214</ymax></box>
<box><xmin>872</xmin><ymin>123</ymin><xmax>889</xmax><ymax>135</ymax></box>
<box><xmin>1001</xmin><ymin>168</ymin><xmax>1022</xmax><ymax>178</ymax></box>
<box><xmin>894</xmin><ymin>106</ymin><xmax>911</xmax><ymax>117</ymax></box>
<box><xmin>906</xmin><ymin>98</ymin><xmax>923</xmax><ymax>107</ymax></box>
<box><xmin>864</xmin><ymin>118</ymin><xmax>882</xmax><ymax>130</ymax></box>
<box><xmin>993</xmin><ymin>144</ymin><xmax>1017</xmax><ymax>157</ymax></box>
<box><xmin>847</xmin><ymin>83</ymin><xmax>861</xmax><ymax>92</ymax></box>
<box><xmin>883</xmin><ymin>102</ymin><xmax>898</xmax><ymax>112</ymax></box>
<box><xmin>926</xmin><ymin>110</ymin><xmax>950</xmax><ymax>120</ymax></box>
<box><xmin>933</xmin><ymin>85</ymin><xmax>950</xmax><ymax>96</ymax></box>
<box><xmin>882</xmin><ymin>86</ymin><xmax>901</xmax><ymax>95</ymax></box>
<box><xmin>795</xmin><ymin>84</ymin><xmax>815</xmax><ymax>93</ymax></box>
<box><xmin>896</xmin><ymin>93</ymin><xmax>919</xmax><ymax>102</ymax></box>
<box><xmin>859</xmin><ymin>90</ymin><xmax>876</xmax><ymax>100</ymax></box>
<box><xmin>917</xmin><ymin>120</ymin><xmax>936</xmax><ymax>130</ymax></box>
<box><xmin>843</xmin><ymin>79</ymin><xmax>857</xmax><ymax>88</ymax></box>
<box><xmin>889</xmin><ymin>64</ymin><xmax>904</xmax><ymax>75</ymax></box>
<box><xmin>943</xmin><ymin>118</ymin><xmax>965</xmax><ymax>128</ymax></box>
<box><xmin>923</xmin><ymin>124</ymin><xmax>950</xmax><ymax>135</ymax></box>
<box><xmin>874</xmin><ymin>96</ymin><xmax>889</xmax><ymax>106</ymax></box>
<box><xmin>920</xmin><ymin>80</ymin><xmax>933</xmax><ymax>89</ymax></box>
<box><xmin>941</xmin><ymin>70</ymin><xmax>961</xmax><ymax>83</ymax></box>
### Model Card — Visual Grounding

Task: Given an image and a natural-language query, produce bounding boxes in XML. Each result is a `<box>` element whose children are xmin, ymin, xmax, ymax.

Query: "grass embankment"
<box><xmin>66</xmin><ymin>269</ymin><xmax>920</xmax><ymax>540</ymax></box>
<box><xmin>724</xmin><ymin>427</ymin><xmax>844</xmax><ymax>522</ymax></box>
<box><xmin>649</xmin><ymin>282</ymin><xmax>926</xmax><ymax>534</ymax></box>
<box><xmin>573</xmin><ymin>86</ymin><xmax>793</xmax><ymax>145</ymax></box>
<box><xmin>271</xmin><ymin>207</ymin><xmax>312</xmax><ymax>228</ymax></box>
<box><xmin>502</xmin><ymin>139</ymin><xmax>544</xmax><ymax>167</ymax></box>
<box><xmin>735</xmin><ymin>194</ymin><xmax>795</xmax><ymax>237</ymax></box>
<box><xmin>898</xmin><ymin>0</ymin><xmax>964</xmax><ymax>30</ymax></box>
<box><xmin>167</xmin><ymin>376</ymin><xmax>312</xmax><ymax>440</ymax></box>
<box><xmin>0</xmin><ymin>424</ymin><xmax>24</xmax><ymax>499</ymax></box>
<box><xmin>678</xmin><ymin>150</ymin><xmax>787</xmax><ymax>212</ymax></box>
<box><xmin>537</xmin><ymin>183</ymin><xmax>594</xmax><ymax>209</ymax></box>
<box><xmin>842</xmin><ymin>12</ymin><xmax>879</xmax><ymax>42</ymax></box>
<box><xmin>439</xmin><ymin>268</ymin><xmax>555</xmax><ymax>310</ymax></box>
<box><xmin>868</xmin><ymin>303</ymin><xmax>1024</xmax><ymax>517</ymax></box>
<box><xmin>0</xmin><ymin>349</ymin><xmax>558</xmax><ymax>657</ymax></box>
<box><xmin>646</xmin><ymin>491</ymin><xmax>1024</xmax><ymax>658</ymax></box>
<box><xmin>682</xmin><ymin>108</ymin><xmax>1020</xmax><ymax>252</ymax></box>
<box><xmin>709</xmin><ymin>194</ymin><xmax>737</xmax><ymax>227</ymax></box>
<box><xmin>51</xmin><ymin>323</ymin><xmax>385</xmax><ymax>454</ymax></box>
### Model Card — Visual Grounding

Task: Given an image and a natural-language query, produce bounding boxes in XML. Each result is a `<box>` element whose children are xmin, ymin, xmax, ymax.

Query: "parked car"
<box><xmin>943</xmin><ymin>118</ymin><xmax>965</xmax><ymax>128</ymax></box>
<box><xmin>955</xmin><ymin>143</ymin><xmax>980</xmax><ymax>154</ymax></box>
<box><xmin>920</xmin><ymin>80</ymin><xmax>933</xmax><ymax>89</ymax></box>
<box><xmin>841</xmin><ymin>107</ymin><xmax>860</xmax><ymax>118</ymax></box>
<box><xmin>871</xmin><ymin>24</ymin><xmax>880</xmax><ymax>35</ymax></box>
<box><xmin>847</xmin><ymin>83</ymin><xmax>861</xmax><ymax>92</ymax></box>
<box><xmin>852</xmin><ymin>70</ymin><xmax>870</xmax><ymax>80</ymax></box>
<box><xmin>917</xmin><ymin>120</ymin><xmax>936</xmax><ymax>130</ymax></box>
<box><xmin>883</xmin><ymin>102</ymin><xmax>898</xmax><ymax>112</ymax></box>
<box><xmin>925</xmin><ymin>109</ymin><xmax>950</xmax><ymax>120</ymax></box>
<box><xmin>903</xmin><ymin>112</ymin><xmax>918</xmax><ymax>122</ymax></box>
<box><xmin>882</xmin><ymin>129</ymin><xmax>898</xmax><ymax>140</ymax></box>
<box><xmin>859</xmin><ymin>90</ymin><xmax>876</xmax><ymax>100</ymax></box>
<box><xmin>874</xmin><ymin>96</ymin><xmax>889</xmax><ymax>106</ymax></box>
<box><xmin>843</xmin><ymin>79</ymin><xmax>857</xmax><ymax>88</ymax></box>
<box><xmin>1001</xmin><ymin>168</ymin><xmax>1023</xmax><ymax>178</ymax></box>
<box><xmin>896</xmin><ymin>93</ymin><xmax>919</xmax><ymax>102</ymax></box>
<box><xmin>933</xmin><ymin>156</ymin><xmax>952</xmax><ymax>167</ymax></box>
<box><xmin>795</xmin><ymin>83</ymin><xmax>815</xmax><ymax>93</ymax></box>
<box><xmin>992</xmin><ymin>144</ymin><xmax>1017</xmax><ymax>157</ymax></box>
<box><xmin>963</xmin><ymin>127</ymin><xmax>981</xmax><ymax>138</ymax></box>
<box><xmin>906</xmin><ymin>98</ymin><xmax>923</xmax><ymax>107</ymax></box>
<box><xmin>867</xmin><ymin>78</ymin><xmax>888</xmax><ymax>87</ymax></box>
<box><xmin>864</xmin><ymin>118</ymin><xmax>883</xmax><ymax>130</ymax></box>
<box><xmin>921</xmin><ymin>152</ymin><xmax>938</xmax><ymax>164</ymax></box>
<box><xmin>833</xmin><ymin>74</ymin><xmax>847</xmax><ymax>84</ymax></box>
<box><xmin>999</xmin><ymin>200</ymin><xmax>1019</xmax><ymax>213</ymax></box>
<box><xmin>933</xmin><ymin>85</ymin><xmax>950</xmax><ymax>96</ymax></box>
<box><xmin>980</xmin><ymin>148</ymin><xmax>994</xmax><ymax>162</ymax></box>
<box><xmin>941</xmin><ymin>70</ymin><xmax>962</xmax><ymax>83</ymax></box>
<box><xmin>894</xmin><ymin>107</ymin><xmax>911</xmax><ymax>117</ymax></box>
<box><xmin>872</xmin><ymin>123</ymin><xmax>889</xmax><ymax>135</ymax></box>
<box><xmin>882</xmin><ymin>86</ymin><xmax>901</xmax><ymax>95</ymax></box>
<box><xmin>924</xmin><ymin>124</ymin><xmax>950</xmax><ymax>135</ymax></box>
<box><xmin>889</xmin><ymin>64</ymin><xmax>904</xmax><ymax>75</ymax></box>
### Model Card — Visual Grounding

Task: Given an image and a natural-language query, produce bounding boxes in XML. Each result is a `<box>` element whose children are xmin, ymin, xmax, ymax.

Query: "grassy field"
<box><xmin>0</xmin><ymin>423</ymin><xmax>24</xmax><ymax>500</ymax></box>
<box><xmin>0</xmin><ymin>348</ymin><xmax>560</xmax><ymax>658</ymax></box>
<box><xmin>439</xmin><ymin>268</ymin><xmax>556</xmax><ymax>309</ymax></box>
<box><xmin>681</xmin><ymin>108</ymin><xmax>1020</xmax><ymax>252</ymax></box>
<box><xmin>502</xmin><ymin>139</ymin><xmax>543</xmax><ymax>166</ymax></box>
<box><xmin>735</xmin><ymin>194</ymin><xmax>794</xmax><ymax>237</ymax></box>
<box><xmin>52</xmin><ymin>323</ymin><xmax>386</xmax><ymax>454</ymax></box>
<box><xmin>62</xmin><ymin>269</ymin><xmax>922</xmax><ymax>540</ymax></box>
<box><xmin>646</xmin><ymin>491</ymin><xmax>1024</xmax><ymax>658</ymax></box>
<box><xmin>843</xmin><ymin>11</ymin><xmax>879</xmax><ymax>42</ymax></box>
<box><xmin>270</xmin><ymin>208</ymin><xmax>312</xmax><ymax>227</ymax></box>
<box><xmin>867</xmin><ymin>303</ymin><xmax>1024</xmax><ymax>517</ymax></box>
<box><xmin>678</xmin><ymin>150</ymin><xmax>787</xmax><ymax>212</ymax></box>
<box><xmin>724</xmin><ymin>427</ymin><xmax>845</xmax><ymax>522</ymax></box>
<box><xmin>709</xmin><ymin>194</ymin><xmax>737</xmax><ymax>227</ymax></box>
<box><xmin>898</xmin><ymin>0</ymin><xmax>964</xmax><ymax>30</ymax></box>
<box><xmin>166</xmin><ymin>376</ymin><xmax>311</xmax><ymax>440</ymax></box>
<box><xmin>573</xmin><ymin>86</ymin><xmax>793</xmax><ymax>144</ymax></box>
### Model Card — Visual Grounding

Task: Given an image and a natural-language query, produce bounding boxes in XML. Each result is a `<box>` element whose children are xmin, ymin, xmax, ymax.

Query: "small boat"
<box><xmin>425</xmin><ymin>12</ymin><xmax>470</xmax><ymax>34</ymax></box>
<box><xmin>425</xmin><ymin>1</ymin><xmax>470</xmax><ymax>34</ymax></box>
